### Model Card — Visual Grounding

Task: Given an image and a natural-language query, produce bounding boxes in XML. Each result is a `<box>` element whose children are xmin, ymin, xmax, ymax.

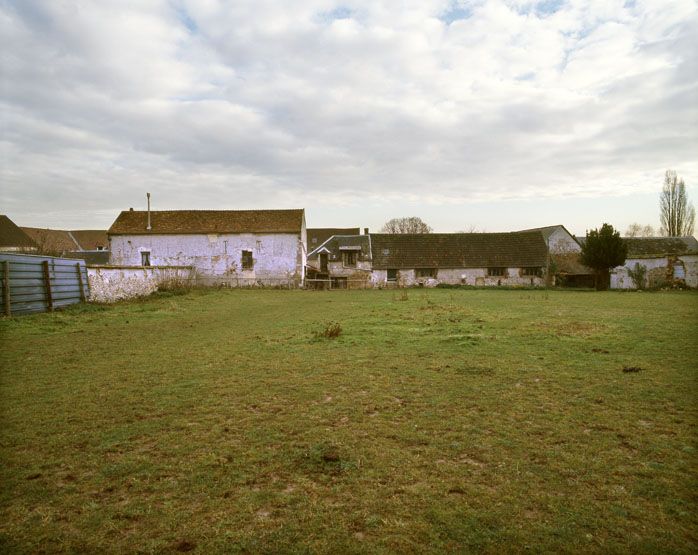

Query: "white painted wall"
<box><xmin>87</xmin><ymin>266</ymin><xmax>194</xmax><ymax>302</ymax></box>
<box><xmin>109</xmin><ymin>232</ymin><xmax>304</xmax><ymax>285</ymax></box>
<box><xmin>547</xmin><ymin>227</ymin><xmax>581</xmax><ymax>254</ymax></box>
<box><xmin>612</xmin><ymin>255</ymin><xmax>698</xmax><ymax>289</ymax></box>
<box><xmin>370</xmin><ymin>268</ymin><xmax>545</xmax><ymax>287</ymax></box>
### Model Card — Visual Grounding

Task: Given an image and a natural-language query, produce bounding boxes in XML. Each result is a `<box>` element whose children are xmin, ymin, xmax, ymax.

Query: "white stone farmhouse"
<box><xmin>108</xmin><ymin>209</ymin><xmax>307</xmax><ymax>286</ymax></box>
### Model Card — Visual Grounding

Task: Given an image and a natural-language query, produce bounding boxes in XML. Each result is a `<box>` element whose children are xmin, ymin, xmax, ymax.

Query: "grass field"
<box><xmin>1</xmin><ymin>288</ymin><xmax>697</xmax><ymax>553</ymax></box>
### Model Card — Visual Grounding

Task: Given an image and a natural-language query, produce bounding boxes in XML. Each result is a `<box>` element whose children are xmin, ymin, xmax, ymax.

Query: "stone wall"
<box><xmin>87</xmin><ymin>266</ymin><xmax>194</xmax><ymax>303</ymax></box>
<box><xmin>611</xmin><ymin>255</ymin><xmax>698</xmax><ymax>289</ymax></box>
<box><xmin>371</xmin><ymin>268</ymin><xmax>545</xmax><ymax>287</ymax></box>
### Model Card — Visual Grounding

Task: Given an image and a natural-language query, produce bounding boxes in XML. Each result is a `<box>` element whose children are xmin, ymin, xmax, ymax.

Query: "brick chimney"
<box><xmin>146</xmin><ymin>193</ymin><xmax>152</xmax><ymax>231</ymax></box>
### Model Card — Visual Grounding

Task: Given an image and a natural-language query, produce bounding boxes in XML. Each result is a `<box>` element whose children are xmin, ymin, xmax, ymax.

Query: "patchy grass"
<box><xmin>0</xmin><ymin>289</ymin><xmax>697</xmax><ymax>553</ymax></box>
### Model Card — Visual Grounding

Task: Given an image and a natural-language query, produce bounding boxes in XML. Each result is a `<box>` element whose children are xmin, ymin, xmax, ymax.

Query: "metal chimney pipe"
<box><xmin>146</xmin><ymin>193</ymin><xmax>152</xmax><ymax>231</ymax></box>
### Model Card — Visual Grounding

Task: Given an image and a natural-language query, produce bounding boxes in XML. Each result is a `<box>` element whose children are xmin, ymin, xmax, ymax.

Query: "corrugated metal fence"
<box><xmin>0</xmin><ymin>253</ymin><xmax>90</xmax><ymax>316</ymax></box>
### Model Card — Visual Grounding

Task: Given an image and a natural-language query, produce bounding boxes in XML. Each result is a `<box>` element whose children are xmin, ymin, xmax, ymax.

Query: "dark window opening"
<box><xmin>242</xmin><ymin>250</ymin><xmax>254</xmax><ymax>270</ymax></box>
<box><xmin>320</xmin><ymin>253</ymin><xmax>328</xmax><ymax>273</ymax></box>
<box><xmin>521</xmin><ymin>267</ymin><xmax>542</xmax><ymax>277</ymax></box>
<box><xmin>141</xmin><ymin>251</ymin><xmax>151</xmax><ymax>266</ymax></box>
<box><xmin>343</xmin><ymin>251</ymin><xmax>357</xmax><ymax>267</ymax></box>
<box><xmin>416</xmin><ymin>268</ymin><xmax>437</xmax><ymax>278</ymax></box>
<box><xmin>387</xmin><ymin>269</ymin><xmax>398</xmax><ymax>282</ymax></box>
<box><xmin>488</xmin><ymin>267</ymin><xmax>505</xmax><ymax>277</ymax></box>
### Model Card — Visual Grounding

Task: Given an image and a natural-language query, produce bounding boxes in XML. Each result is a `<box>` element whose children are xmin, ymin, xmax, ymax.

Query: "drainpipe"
<box><xmin>146</xmin><ymin>192</ymin><xmax>152</xmax><ymax>231</ymax></box>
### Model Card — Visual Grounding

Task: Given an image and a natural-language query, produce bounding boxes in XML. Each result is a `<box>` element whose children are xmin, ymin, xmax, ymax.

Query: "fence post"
<box><xmin>76</xmin><ymin>263</ymin><xmax>86</xmax><ymax>302</ymax></box>
<box><xmin>42</xmin><ymin>260</ymin><xmax>54</xmax><ymax>312</ymax></box>
<box><xmin>3</xmin><ymin>260</ymin><xmax>10</xmax><ymax>317</ymax></box>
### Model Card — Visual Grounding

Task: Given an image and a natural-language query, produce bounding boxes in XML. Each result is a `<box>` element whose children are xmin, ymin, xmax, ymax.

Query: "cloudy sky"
<box><xmin>1</xmin><ymin>0</ymin><xmax>696</xmax><ymax>234</ymax></box>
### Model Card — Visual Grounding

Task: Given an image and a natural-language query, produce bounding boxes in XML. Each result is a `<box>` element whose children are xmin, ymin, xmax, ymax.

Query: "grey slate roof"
<box><xmin>108</xmin><ymin>209</ymin><xmax>304</xmax><ymax>235</ymax></box>
<box><xmin>370</xmin><ymin>232</ymin><xmax>548</xmax><ymax>269</ymax></box>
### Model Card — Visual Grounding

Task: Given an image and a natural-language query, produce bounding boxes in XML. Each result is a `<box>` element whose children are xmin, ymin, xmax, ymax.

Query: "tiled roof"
<box><xmin>22</xmin><ymin>228</ymin><xmax>79</xmax><ymax>252</ymax></box>
<box><xmin>108</xmin><ymin>209</ymin><xmax>304</xmax><ymax>235</ymax></box>
<box><xmin>0</xmin><ymin>215</ymin><xmax>37</xmax><ymax>249</ymax></box>
<box><xmin>623</xmin><ymin>237</ymin><xmax>698</xmax><ymax>257</ymax></box>
<box><xmin>370</xmin><ymin>232</ymin><xmax>548</xmax><ymax>269</ymax></box>
<box><xmin>22</xmin><ymin>228</ymin><xmax>109</xmax><ymax>252</ymax></box>
<box><xmin>70</xmin><ymin>230</ymin><xmax>108</xmax><ymax>250</ymax></box>
<box><xmin>307</xmin><ymin>228</ymin><xmax>360</xmax><ymax>249</ymax></box>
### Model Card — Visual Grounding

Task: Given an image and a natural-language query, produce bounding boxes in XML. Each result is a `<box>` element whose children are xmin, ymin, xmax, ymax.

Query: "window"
<box><xmin>521</xmin><ymin>267</ymin><xmax>542</xmax><ymax>277</ymax></box>
<box><xmin>487</xmin><ymin>267</ymin><xmax>505</xmax><ymax>277</ymax></box>
<box><xmin>319</xmin><ymin>253</ymin><xmax>328</xmax><ymax>273</ymax></box>
<box><xmin>342</xmin><ymin>251</ymin><xmax>357</xmax><ymax>267</ymax></box>
<box><xmin>242</xmin><ymin>250</ymin><xmax>253</xmax><ymax>270</ymax></box>
<box><xmin>416</xmin><ymin>268</ymin><xmax>437</xmax><ymax>278</ymax></box>
<box><xmin>141</xmin><ymin>251</ymin><xmax>151</xmax><ymax>266</ymax></box>
<box><xmin>387</xmin><ymin>269</ymin><xmax>398</xmax><ymax>282</ymax></box>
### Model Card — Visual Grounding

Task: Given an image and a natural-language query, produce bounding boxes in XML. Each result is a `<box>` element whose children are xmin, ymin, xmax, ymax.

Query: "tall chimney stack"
<box><xmin>146</xmin><ymin>193</ymin><xmax>152</xmax><ymax>231</ymax></box>
<box><xmin>364</xmin><ymin>227</ymin><xmax>369</xmax><ymax>235</ymax></box>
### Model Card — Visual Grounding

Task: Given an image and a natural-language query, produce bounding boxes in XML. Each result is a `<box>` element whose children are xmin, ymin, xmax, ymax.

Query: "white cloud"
<box><xmin>1</xmin><ymin>0</ymin><xmax>696</xmax><ymax>228</ymax></box>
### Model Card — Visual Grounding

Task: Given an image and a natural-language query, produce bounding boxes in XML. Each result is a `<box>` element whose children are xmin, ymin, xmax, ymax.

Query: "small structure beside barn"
<box><xmin>611</xmin><ymin>237</ymin><xmax>698</xmax><ymax>289</ymax></box>
<box><xmin>307</xmin><ymin>233</ymin><xmax>372</xmax><ymax>288</ymax></box>
<box><xmin>108</xmin><ymin>208</ymin><xmax>307</xmax><ymax>286</ymax></box>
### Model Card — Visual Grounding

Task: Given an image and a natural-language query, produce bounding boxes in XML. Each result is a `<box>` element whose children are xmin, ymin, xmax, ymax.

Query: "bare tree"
<box><xmin>625</xmin><ymin>223</ymin><xmax>655</xmax><ymax>237</ymax></box>
<box><xmin>660</xmin><ymin>170</ymin><xmax>695</xmax><ymax>236</ymax></box>
<box><xmin>380</xmin><ymin>217</ymin><xmax>432</xmax><ymax>234</ymax></box>
<box><xmin>458</xmin><ymin>225</ymin><xmax>484</xmax><ymax>233</ymax></box>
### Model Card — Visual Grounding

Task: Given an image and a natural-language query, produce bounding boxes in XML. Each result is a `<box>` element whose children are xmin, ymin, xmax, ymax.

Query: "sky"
<box><xmin>1</xmin><ymin>0</ymin><xmax>697</xmax><ymax>235</ymax></box>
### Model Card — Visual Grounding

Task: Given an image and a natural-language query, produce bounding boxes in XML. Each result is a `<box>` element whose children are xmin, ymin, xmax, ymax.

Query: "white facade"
<box><xmin>546</xmin><ymin>227</ymin><xmax>581</xmax><ymax>254</ymax></box>
<box><xmin>109</xmin><ymin>232</ymin><xmax>305</xmax><ymax>286</ymax></box>
<box><xmin>611</xmin><ymin>255</ymin><xmax>698</xmax><ymax>289</ymax></box>
<box><xmin>371</xmin><ymin>267</ymin><xmax>545</xmax><ymax>287</ymax></box>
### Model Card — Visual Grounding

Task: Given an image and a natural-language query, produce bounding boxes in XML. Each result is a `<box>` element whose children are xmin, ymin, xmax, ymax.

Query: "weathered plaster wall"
<box><xmin>87</xmin><ymin>266</ymin><xmax>193</xmax><ymax>302</ymax></box>
<box><xmin>612</xmin><ymin>255</ymin><xmax>698</xmax><ymax>289</ymax></box>
<box><xmin>547</xmin><ymin>228</ymin><xmax>581</xmax><ymax>253</ymax></box>
<box><xmin>327</xmin><ymin>260</ymin><xmax>372</xmax><ymax>277</ymax></box>
<box><xmin>370</xmin><ymin>268</ymin><xmax>545</xmax><ymax>287</ymax></box>
<box><xmin>110</xmin><ymin>233</ymin><xmax>303</xmax><ymax>285</ymax></box>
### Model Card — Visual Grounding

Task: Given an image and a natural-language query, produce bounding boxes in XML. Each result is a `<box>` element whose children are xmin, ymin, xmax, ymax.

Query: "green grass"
<box><xmin>1</xmin><ymin>289</ymin><xmax>697</xmax><ymax>553</ymax></box>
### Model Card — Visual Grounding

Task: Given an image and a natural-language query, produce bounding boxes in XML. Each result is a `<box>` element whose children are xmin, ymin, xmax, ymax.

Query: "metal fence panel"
<box><xmin>0</xmin><ymin>253</ymin><xmax>90</xmax><ymax>316</ymax></box>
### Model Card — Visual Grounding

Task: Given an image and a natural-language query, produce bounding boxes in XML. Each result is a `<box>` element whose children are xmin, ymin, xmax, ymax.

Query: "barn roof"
<box><xmin>370</xmin><ymin>232</ymin><xmax>548</xmax><ymax>269</ymax></box>
<box><xmin>623</xmin><ymin>237</ymin><xmax>698</xmax><ymax>257</ymax></box>
<box><xmin>108</xmin><ymin>209</ymin><xmax>305</xmax><ymax>235</ymax></box>
<box><xmin>0</xmin><ymin>215</ymin><xmax>37</xmax><ymax>250</ymax></box>
<box><xmin>22</xmin><ymin>228</ymin><xmax>108</xmax><ymax>252</ymax></box>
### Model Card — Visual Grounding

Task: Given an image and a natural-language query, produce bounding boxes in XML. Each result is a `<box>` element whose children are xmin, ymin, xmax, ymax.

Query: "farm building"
<box><xmin>370</xmin><ymin>232</ymin><xmax>549</xmax><ymax>287</ymax></box>
<box><xmin>21</xmin><ymin>227</ymin><xmax>109</xmax><ymax>265</ymax></box>
<box><xmin>307</xmin><ymin>233</ymin><xmax>372</xmax><ymax>288</ymax></box>
<box><xmin>108</xmin><ymin>209</ymin><xmax>307</xmax><ymax>286</ymax></box>
<box><xmin>307</xmin><ymin>228</ymin><xmax>361</xmax><ymax>251</ymax></box>
<box><xmin>611</xmin><ymin>237</ymin><xmax>698</xmax><ymax>289</ymax></box>
<box><xmin>308</xmin><ymin>231</ymin><xmax>550</xmax><ymax>287</ymax></box>
<box><xmin>0</xmin><ymin>215</ymin><xmax>37</xmax><ymax>253</ymax></box>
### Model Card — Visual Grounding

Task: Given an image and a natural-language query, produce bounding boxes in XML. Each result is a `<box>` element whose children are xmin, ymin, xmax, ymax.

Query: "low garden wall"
<box><xmin>87</xmin><ymin>265</ymin><xmax>194</xmax><ymax>303</ymax></box>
